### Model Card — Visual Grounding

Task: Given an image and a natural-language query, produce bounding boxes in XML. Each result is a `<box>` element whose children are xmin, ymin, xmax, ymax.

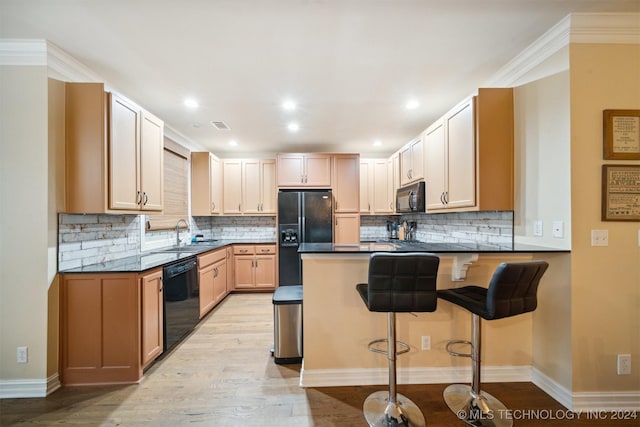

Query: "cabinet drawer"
<box><xmin>255</xmin><ymin>245</ymin><xmax>276</xmax><ymax>255</ymax></box>
<box><xmin>198</xmin><ymin>249</ymin><xmax>226</xmax><ymax>268</ymax></box>
<box><xmin>234</xmin><ymin>245</ymin><xmax>255</xmax><ymax>255</ymax></box>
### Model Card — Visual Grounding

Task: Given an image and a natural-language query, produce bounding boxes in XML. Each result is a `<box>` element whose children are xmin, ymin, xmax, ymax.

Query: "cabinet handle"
<box><xmin>212</xmin><ymin>202</ymin><xmax>216</xmax><ymax>211</ymax></box>
<box><xmin>368</xmin><ymin>203</ymin><xmax>370</xmax><ymax>211</ymax></box>
<box><xmin>444</xmin><ymin>191</ymin><xmax>448</xmax><ymax>204</ymax></box>
<box><xmin>137</xmin><ymin>191</ymin><xmax>142</xmax><ymax>205</ymax></box>
<box><xmin>440</xmin><ymin>192</ymin><xmax>445</xmax><ymax>204</ymax></box>
<box><xmin>143</xmin><ymin>192</ymin><xmax>148</xmax><ymax>206</ymax></box>
<box><xmin>238</xmin><ymin>203</ymin><xmax>241</xmax><ymax>211</ymax></box>
<box><xmin>159</xmin><ymin>287</ymin><xmax>163</xmax><ymax>292</ymax></box>
<box><xmin>261</xmin><ymin>248</ymin><xmax>269</xmax><ymax>252</ymax></box>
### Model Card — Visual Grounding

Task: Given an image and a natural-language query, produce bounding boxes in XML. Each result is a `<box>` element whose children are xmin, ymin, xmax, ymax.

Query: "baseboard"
<box><xmin>532</xmin><ymin>367</ymin><xmax>640</xmax><ymax>411</ymax></box>
<box><xmin>300</xmin><ymin>365</ymin><xmax>531</xmax><ymax>388</ymax></box>
<box><xmin>47</xmin><ymin>373</ymin><xmax>61</xmax><ymax>396</ymax></box>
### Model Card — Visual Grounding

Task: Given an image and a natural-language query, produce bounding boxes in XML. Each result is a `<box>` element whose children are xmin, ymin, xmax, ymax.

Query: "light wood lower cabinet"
<box><xmin>61</xmin><ymin>272</ymin><xmax>144</xmax><ymax>385</ymax></box>
<box><xmin>140</xmin><ymin>268</ymin><xmax>163</xmax><ymax>368</ymax></box>
<box><xmin>233</xmin><ymin>245</ymin><xmax>276</xmax><ymax>290</ymax></box>
<box><xmin>198</xmin><ymin>248</ymin><xmax>228</xmax><ymax>317</ymax></box>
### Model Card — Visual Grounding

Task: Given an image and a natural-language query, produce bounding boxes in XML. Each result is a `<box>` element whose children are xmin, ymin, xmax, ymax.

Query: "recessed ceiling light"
<box><xmin>287</xmin><ymin>122</ymin><xmax>300</xmax><ymax>132</ymax></box>
<box><xmin>229</xmin><ymin>140</ymin><xmax>238</xmax><ymax>147</ymax></box>
<box><xmin>373</xmin><ymin>140</ymin><xmax>382</xmax><ymax>147</ymax></box>
<box><xmin>405</xmin><ymin>99</ymin><xmax>420</xmax><ymax>110</ymax></box>
<box><xmin>184</xmin><ymin>98</ymin><xmax>199</xmax><ymax>109</ymax></box>
<box><xmin>282</xmin><ymin>99</ymin><xmax>297</xmax><ymax>111</ymax></box>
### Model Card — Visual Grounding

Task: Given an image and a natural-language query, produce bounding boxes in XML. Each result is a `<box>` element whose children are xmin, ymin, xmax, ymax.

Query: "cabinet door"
<box><xmin>226</xmin><ymin>247</ymin><xmax>234</xmax><ymax>292</ymax></box>
<box><xmin>109</xmin><ymin>93</ymin><xmax>140</xmax><ymax>210</ymax></box>
<box><xmin>410</xmin><ymin>137</ymin><xmax>424</xmax><ymax>182</ymax></box>
<box><xmin>243</xmin><ymin>160</ymin><xmax>261</xmax><ymax>214</ymax></box>
<box><xmin>223</xmin><ymin>160</ymin><xmax>243</xmax><ymax>214</ymax></box>
<box><xmin>234</xmin><ymin>256</ymin><xmax>255</xmax><ymax>289</ymax></box>
<box><xmin>446</xmin><ymin>98</ymin><xmax>476</xmax><ymax>209</ymax></box>
<box><xmin>277</xmin><ymin>154</ymin><xmax>305</xmax><ymax>186</ymax></box>
<box><xmin>61</xmin><ymin>274</ymin><xmax>140</xmax><ymax>385</ymax></box>
<box><xmin>373</xmin><ymin>159</ymin><xmax>393</xmax><ymax>213</ymax></box>
<box><xmin>425</xmin><ymin>120</ymin><xmax>447</xmax><ymax>210</ymax></box>
<box><xmin>140</xmin><ymin>111</ymin><xmax>163</xmax><ymax>211</ymax></box>
<box><xmin>140</xmin><ymin>269</ymin><xmax>163</xmax><ymax>367</ymax></box>
<box><xmin>359</xmin><ymin>160</ymin><xmax>372</xmax><ymax>213</ymax></box>
<box><xmin>212</xmin><ymin>259</ymin><xmax>227</xmax><ymax>304</ymax></box>
<box><xmin>305</xmin><ymin>154</ymin><xmax>332</xmax><ymax>186</ymax></box>
<box><xmin>400</xmin><ymin>144</ymin><xmax>412</xmax><ymax>186</ymax></box>
<box><xmin>260</xmin><ymin>160</ymin><xmax>277</xmax><ymax>213</ymax></box>
<box><xmin>198</xmin><ymin>263</ymin><xmax>216</xmax><ymax>317</ymax></box>
<box><xmin>254</xmin><ymin>255</ymin><xmax>276</xmax><ymax>289</ymax></box>
<box><xmin>210</xmin><ymin>154</ymin><xmax>222</xmax><ymax>214</ymax></box>
<box><xmin>333</xmin><ymin>154</ymin><xmax>359</xmax><ymax>213</ymax></box>
<box><xmin>334</xmin><ymin>214</ymin><xmax>360</xmax><ymax>244</ymax></box>
<box><xmin>391</xmin><ymin>152</ymin><xmax>400</xmax><ymax>213</ymax></box>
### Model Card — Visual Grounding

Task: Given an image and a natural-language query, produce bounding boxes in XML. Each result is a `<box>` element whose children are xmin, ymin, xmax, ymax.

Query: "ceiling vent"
<box><xmin>210</xmin><ymin>120</ymin><xmax>231</xmax><ymax>131</ymax></box>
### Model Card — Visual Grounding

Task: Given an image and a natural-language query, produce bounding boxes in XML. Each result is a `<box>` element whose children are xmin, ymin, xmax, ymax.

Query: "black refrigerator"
<box><xmin>278</xmin><ymin>190</ymin><xmax>333</xmax><ymax>286</ymax></box>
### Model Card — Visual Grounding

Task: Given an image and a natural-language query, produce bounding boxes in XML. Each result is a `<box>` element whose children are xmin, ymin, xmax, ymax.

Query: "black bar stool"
<box><xmin>356</xmin><ymin>252</ymin><xmax>440</xmax><ymax>427</ymax></box>
<box><xmin>437</xmin><ymin>260</ymin><xmax>549</xmax><ymax>427</ymax></box>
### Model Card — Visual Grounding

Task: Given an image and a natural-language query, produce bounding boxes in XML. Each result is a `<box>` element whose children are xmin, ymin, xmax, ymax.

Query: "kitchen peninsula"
<box><xmin>298</xmin><ymin>242</ymin><xmax>568</xmax><ymax>388</ymax></box>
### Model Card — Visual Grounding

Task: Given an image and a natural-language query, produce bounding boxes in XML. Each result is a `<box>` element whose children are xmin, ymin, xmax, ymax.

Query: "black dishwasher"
<box><xmin>162</xmin><ymin>257</ymin><xmax>199</xmax><ymax>351</ymax></box>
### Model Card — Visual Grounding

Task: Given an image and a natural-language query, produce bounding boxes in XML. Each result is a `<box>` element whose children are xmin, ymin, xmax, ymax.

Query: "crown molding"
<box><xmin>45</xmin><ymin>41</ymin><xmax>101</xmax><ymax>82</ymax></box>
<box><xmin>0</xmin><ymin>39</ymin><xmax>47</xmax><ymax>65</ymax></box>
<box><xmin>485</xmin><ymin>12</ymin><xmax>640</xmax><ymax>88</ymax></box>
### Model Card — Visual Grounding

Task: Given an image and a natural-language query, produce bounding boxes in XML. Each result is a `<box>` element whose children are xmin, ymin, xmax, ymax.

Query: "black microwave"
<box><xmin>396</xmin><ymin>182</ymin><xmax>425</xmax><ymax>213</ymax></box>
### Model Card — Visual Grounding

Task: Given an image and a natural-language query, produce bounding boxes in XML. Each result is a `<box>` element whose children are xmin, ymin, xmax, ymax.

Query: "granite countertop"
<box><xmin>59</xmin><ymin>239</ymin><xmax>276</xmax><ymax>274</ymax></box>
<box><xmin>299</xmin><ymin>241</ymin><xmax>569</xmax><ymax>254</ymax></box>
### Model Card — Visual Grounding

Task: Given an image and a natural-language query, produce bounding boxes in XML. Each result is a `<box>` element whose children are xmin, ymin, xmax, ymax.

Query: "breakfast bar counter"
<box><xmin>298</xmin><ymin>242</ymin><xmax>569</xmax><ymax>388</ymax></box>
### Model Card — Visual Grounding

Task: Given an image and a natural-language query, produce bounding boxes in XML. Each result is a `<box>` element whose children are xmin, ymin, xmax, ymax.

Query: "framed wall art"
<box><xmin>601</xmin><ymin>164</ymin><xmax>640</xmax><ymax>221</ymax></box>
<box><xmin>603</xmin><ymin>109</ymin><xmax>640</xmax><ymax>160</ymax></box>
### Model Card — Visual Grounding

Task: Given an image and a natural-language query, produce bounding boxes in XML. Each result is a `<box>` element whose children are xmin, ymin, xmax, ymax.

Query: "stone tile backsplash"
<box><xmin>58</xmin><ymin>214</ymin><xmax>140</xmax><ymax>271</ymax></box>
<box><xmin>360</xmin><ymin>211</ymin><xmax>513</xmax><ymax>248</ymax></box>
<box><xmin>59</xmin><ymin>211</ymin><xmax>511</xmax><ymax>270</ymax></box>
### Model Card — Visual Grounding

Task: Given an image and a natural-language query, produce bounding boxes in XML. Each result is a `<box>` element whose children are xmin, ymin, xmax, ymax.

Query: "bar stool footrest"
<box><xmin>445</xmin><ymin>339</ymin><xmax>472</xmax><ymax>358</ymax></box>
<box><xmin>367</xmin><ymin>338</ymin><xmax>410</xmax><ymax>356</ymax></box>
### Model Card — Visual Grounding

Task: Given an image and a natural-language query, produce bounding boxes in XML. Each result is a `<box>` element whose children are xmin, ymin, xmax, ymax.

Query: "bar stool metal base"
<box><xmin>443</xmin><ymin>384</ymin><xmax>513</xmax><ymax>427</ymax></box>
<box><xmin>363</xmin><ymin>390</ymin><xmax>426</xmax><ymax>427</ymax></box>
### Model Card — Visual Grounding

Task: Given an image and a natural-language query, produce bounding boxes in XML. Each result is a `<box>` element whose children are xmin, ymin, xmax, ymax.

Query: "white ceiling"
<box><xmin>1</xmin><ymin>0</ymin><xmax>639</xmax><ymax>157</ymax></box>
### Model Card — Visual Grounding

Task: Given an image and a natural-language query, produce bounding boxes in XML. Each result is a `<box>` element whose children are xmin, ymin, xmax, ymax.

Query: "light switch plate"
<box><xmin>591</xmin><ymin>229</ymin><xmax>608</xmax><ymax>247</ymax></box>
<box><xmin>533</xmin><ymin>221</ymin><xmax>543</xmax><ymax>237</ymax></box>
<box><xmin>552</xmin><ymin>221</ymin><xmax>564</xmax><ymax>238</ymax></box>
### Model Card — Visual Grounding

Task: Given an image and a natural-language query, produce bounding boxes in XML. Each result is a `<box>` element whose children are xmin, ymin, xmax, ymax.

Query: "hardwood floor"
<box><xmin>1</xmin><ymin>293</ymin><xmax>636</xmax><ymax>426</ymax></box>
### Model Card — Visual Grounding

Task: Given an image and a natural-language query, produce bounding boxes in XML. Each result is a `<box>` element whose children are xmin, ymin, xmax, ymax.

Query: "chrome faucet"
<box><xmin>175</xmin><ymin>219</ymin><xmax>189</xmax><ymax>247</ymax></box>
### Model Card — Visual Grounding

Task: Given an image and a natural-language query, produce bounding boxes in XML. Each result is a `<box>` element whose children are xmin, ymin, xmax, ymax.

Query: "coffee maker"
<box><xmin>386</xmin><ymin>220</ymin><xmax>398</xmax><ymax>240</ymax></box>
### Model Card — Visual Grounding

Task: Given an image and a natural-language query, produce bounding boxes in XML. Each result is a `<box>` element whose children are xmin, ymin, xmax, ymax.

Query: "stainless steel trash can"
<box><xmin>272</xmin><ymin>285</ymin><xmax>303</xmax><ymax>364</ymax></box>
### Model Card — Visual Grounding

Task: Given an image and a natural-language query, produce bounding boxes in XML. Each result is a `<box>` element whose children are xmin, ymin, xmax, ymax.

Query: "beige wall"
<box><xmin>569</xmin><ymin>43</ymin><xmax>640</xmax><ymax>392</ymax></box>
<box><xmin>0</xmin><ymin>65</ymin><xmax>49</xmax><ymax>382</ymax></box>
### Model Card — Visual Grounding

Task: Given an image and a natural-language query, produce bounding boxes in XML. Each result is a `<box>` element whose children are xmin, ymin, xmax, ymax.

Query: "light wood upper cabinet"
<box><xmin>424</xmin><ymin>88</ymin><xmax>514</xmax><ymax>213</ymax></box>
<box><xmin>333</xmin><ymin>154</ymin><xmax>360</xmax><ymax>213</ymax></box>
<box><xmin>334</xmin><ymin>213</ymin><xmax>360</xmax><ymax>244</ymax></box>
<box><xmin>360</xmin><ymin>160</ymin><xmax>372</xmax><ymax>214</ymax></box>
<box><xmin>223</xmin><ymin>160</ymin><xmax>243</xmax><ymax>214</ymax></box>
<box><xmin>191</xmin><ymin>152</ymin><xmax>222</xmax><ymax>215</ymax></box>
<box><xmin>277</xmin><ymin>153</ymin><xmax>332</xmax><ymax>187</ymax></box>
<box><xmin>139</xmin><ymin>111</ymin><xmax>164</xmax><ymax>211</ymax></box>
<box><xmin>399</xmin><ymin>136</ymin><xmax>424</xmax><ymax>186</ymax></box>
<box><xmin>242</xmin><ymin>159</ymin><xmax>276</xmax><ymax>214</ymax></box>
<box><xmin>140</xmin><ymin>268</ymin><xmax>163</xmax><ymax>368</ymax></box>
<box><xmin>360</xmin><ymin>159</ymin><xmax>393</xmax><ymax>214</ymax></box>
<box><xmin>64</xmin><ymin>83</ymin><xmax>163</xmax><ymax>214</ymax></box>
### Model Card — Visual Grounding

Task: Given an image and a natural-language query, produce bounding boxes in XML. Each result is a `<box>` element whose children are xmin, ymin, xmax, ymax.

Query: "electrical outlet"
<box><xmin>533</xmin><ymin>221</ymin><xmax>543</xmax><ymax>237</ymax></box>
<box><xmin>421</xmin><ymin>336</ymin><xmax>431</xmax><ymax>350</ymax></box>
<box><xmin>552</xmin><ymin>221</ymin><xmax>564</xmax><ymax>238</ymax></box>
<box><xmin>591</xmin><ymin>229</ymin><xmax>608</xmax><ymax>247</ymax></box>
<box><xmin>617</xmin><ymin>354</ymin><xmax>631</xmax><ymax>375</ymax></box>
<box><xmin>17</xmin><ymin>346</ymin><xmax>28</xmax><ymax>364</ymax></box>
